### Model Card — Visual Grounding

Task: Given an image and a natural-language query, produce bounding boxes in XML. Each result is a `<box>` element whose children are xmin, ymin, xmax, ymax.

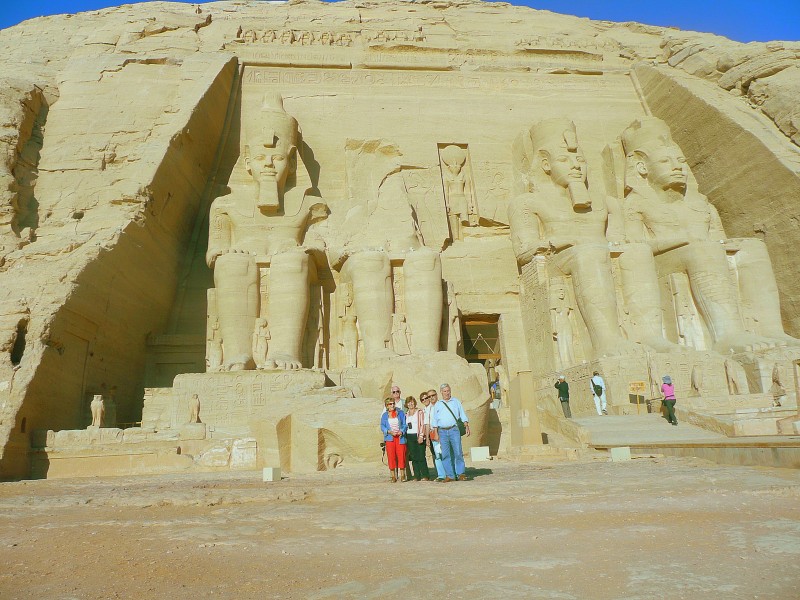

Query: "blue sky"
<box><xmin>1</xmin><ymin>1</ymin><xmax>798</xmax><ymax>43</ymax></box>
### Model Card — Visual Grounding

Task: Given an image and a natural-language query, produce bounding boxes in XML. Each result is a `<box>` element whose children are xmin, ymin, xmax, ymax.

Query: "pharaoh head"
<box><xmin>530</xmin><ymin>119</ymin><xmax>587</xmax><ymax>188</ymax></box>
<box><xmin>245</xmin><ymin>93</ymin><xmax>299</xmax><ymax>213</ymax></box>
<box><xmin>621</xmin><ymin>117</ymin><xmax>688</xmax><ymax>194</ymax></box>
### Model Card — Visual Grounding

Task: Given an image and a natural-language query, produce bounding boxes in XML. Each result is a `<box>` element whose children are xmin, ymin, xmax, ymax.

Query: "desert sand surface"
<box><xmin>1</xmin><ymin>456</ymin><xmax>799</xmax><ymax>599</ymax></box>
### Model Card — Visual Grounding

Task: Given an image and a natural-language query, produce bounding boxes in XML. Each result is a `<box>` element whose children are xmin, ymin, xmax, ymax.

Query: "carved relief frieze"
<box><xmin>232</xmin><ymin>26</ymin><xmax>425</xmax><ymax>47</ymax></box>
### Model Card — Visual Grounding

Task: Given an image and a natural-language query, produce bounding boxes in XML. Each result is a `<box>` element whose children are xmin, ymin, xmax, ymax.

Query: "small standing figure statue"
<box><xmin>440</xmin><ymin>145</ymin><xmax>477</xmax><ymax>242</ymax></box>
<box><xmin>689</xmin><ymin>364</ymin><xmax>703</xmax><ymax>397</ymax></box>
<box><xmin>446</xmin><ymin>281</ymin><xmax>463</xmax><ymax>356</ymax></box>
<box><xmin>770</xmin><ymin>364</ymin><xmax>786</xmax><ymax>407</ymax></box>
<box><xmin>391</xmin><ymin>313</ymin><xmax>412</xmax><ymax>356</ymax></box>
<box><xmin>90</xmin><ymin>394</ymin><xmax>105</xmax><ymax>428</ymax></box>
<box><xmin>339</xmin><ymin>283</ymin><xmax>359</xmax><ymax>368</ymax></box>
<box><xmin>725</xmin><ymin>353</ymin><xmax>742</xmax><ymax>395</ymax></box>
<box><xmin>188</xmin><ymin>393</ymin><xmax>201</xmax><ymax>424</ymax></box>
<box><xmin>550</xmin><ymin>285</ymin><xmax>575</xmax><ymax>370</ymax></box>
<box><xmin>207</xmin><ymin>318</ymin><xmax>223</xmax><ymax>372</ymax></box>
<box><xmin>252</xmin><ymin>317</ymin><xmax>270</xmax><ymax>369</ymax></box>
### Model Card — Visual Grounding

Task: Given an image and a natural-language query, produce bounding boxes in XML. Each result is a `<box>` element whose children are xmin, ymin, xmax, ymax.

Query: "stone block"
<box><xmin>99</xmin><ymin>428</ymin><xmax>124</xmax><ymax>444</ymax></box>
<box><xmin>262</xmin><ymin>467</ymin><xmax>281</xmax><ymax>482</ymax></box>
<box><xmin>610</xmin><ymin>446</ymin><xmax>631</xmax><ymax>462</ymax></box>
<box><xmin>54</xmin><ymin>429</ymin><xmax>95</xmax><ymax>448</ymax></box>
<box><xmin>178</xmin><ymin>423</ymin><xmax>207</xmax><ymax>440</ymax></box>
<box><xmin>231</xmin><ymin>438</ymin><xmax>257</xmax><ymax>469</ymax></box>
<box><xmin>195</xmin><ymin>441</ymin><xmax>232</xmax><ymax>467</ymax></box>
<box><xmin>470</xmin><ymin>446</ymin><xmax>491</xmax><ymax>462</ymax></box>
<box><xmin>122</xmin><ymin>427</ymin><xmax>148</xmax><ymax>444</ymax></box>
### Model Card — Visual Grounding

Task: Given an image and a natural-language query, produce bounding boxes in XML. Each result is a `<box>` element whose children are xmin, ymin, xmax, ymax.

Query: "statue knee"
<box><xmin>271</xmin><ymin>249</ymin><xmax>309</xmax><ymax>275</ymax></box>
<box><xmin>346</xmin><ymin>250</ymin><xmax>390</xmax><ymax>275</ymax></box>
<box><xmin>404</xmin><ymin>247</ymin><xmax>441</xmax><ymax>272</ymax></box>
<box><xmin>214</xmin><ymin>252</ymin><xmax>255</xmax><ymax>276</ymax></box>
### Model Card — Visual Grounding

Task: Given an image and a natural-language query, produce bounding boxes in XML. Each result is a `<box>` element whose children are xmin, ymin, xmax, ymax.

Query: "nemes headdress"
<box><xmin>245</xmin><ymin>93</ymin><xmax>299</xmax><ymax>151</ymax></box>
<box><xmin>620</xmin><ymin>117</ymin><xmax>673</xmax><ymax>157</ymax></box>
<box><xmin>529</xmin><ymin>118</ymin><xmax>579</xmax><ymax>156</ymax></box>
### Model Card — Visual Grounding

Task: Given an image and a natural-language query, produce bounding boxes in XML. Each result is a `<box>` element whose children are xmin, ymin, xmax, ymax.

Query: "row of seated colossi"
<box><xmin>204</xmin><ymin>93</ymin><xmax>800</xmax><ymax>407</ymax></box>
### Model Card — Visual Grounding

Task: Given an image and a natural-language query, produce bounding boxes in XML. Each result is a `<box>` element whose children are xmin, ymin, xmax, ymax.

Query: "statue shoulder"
<box><xmin>509</xmin><ymin>191</ymin><xmax>541</xmax><ymax>214</ymax></box>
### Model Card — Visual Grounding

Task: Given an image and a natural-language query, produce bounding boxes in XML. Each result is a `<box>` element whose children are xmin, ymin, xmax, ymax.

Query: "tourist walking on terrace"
<box><xmin>661</xmin><ymin>375</ymin><xmax>678</xmax><ymax>426</ymax></box>
<box><xmin>591</xmin><ymin>371</ymin><xmax>607</xmax><ymax>415</ymax></box>
<box><xmin>430</xmin><ymin>383</ymin><xmax>470</xmax><ymax>482</ymax></box>
<box><xmin>554</xmin><ymin>375</ymin><xmax>571</xmax><ymax>418</ymax></box>
<box><xmin>380</xmin><ymin>397</ymin><xmax>408</xmax><ymax>482</ymax></box>
<box><xmin>422</xmin><ymin>389</ymin><xmax>446</xmax><ymax>482</ymax></box>
<box><xmin>404</xmin><ymin>396</ymin><xmax>429</xmax><ymax>481</ymax></box>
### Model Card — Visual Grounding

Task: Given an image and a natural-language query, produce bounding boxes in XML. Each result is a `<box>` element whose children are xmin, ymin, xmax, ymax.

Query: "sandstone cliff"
<box><xmin>0</xmin><ymin>0</ymin><xmax>798</xmax><ymax>478</ymax></box>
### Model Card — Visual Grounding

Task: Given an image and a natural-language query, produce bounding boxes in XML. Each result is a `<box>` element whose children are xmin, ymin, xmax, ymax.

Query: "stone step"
<box><xmin>570</xmin><ymin>414</ymin><xmax>726</xmax><ymax>447</ymax></box>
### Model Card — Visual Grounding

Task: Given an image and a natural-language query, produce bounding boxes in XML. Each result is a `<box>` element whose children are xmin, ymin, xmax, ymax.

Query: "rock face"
<box><xmin>1</xmin><ymin>0</ymin><xmax>800</xmax><ymax>479</ymax></box>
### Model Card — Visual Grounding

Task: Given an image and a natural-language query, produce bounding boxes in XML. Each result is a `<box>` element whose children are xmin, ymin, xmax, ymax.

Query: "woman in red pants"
<box><xmin>380</xmin><ymin>397</ymin><xmax>407</xmax><ymax>482</ymax></box>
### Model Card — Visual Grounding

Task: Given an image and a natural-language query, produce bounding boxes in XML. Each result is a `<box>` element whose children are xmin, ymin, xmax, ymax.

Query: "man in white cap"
<box><xmin>590</xmin><ymin>371</ymin><xmax>607</xmax><ymax>415</ymax></box>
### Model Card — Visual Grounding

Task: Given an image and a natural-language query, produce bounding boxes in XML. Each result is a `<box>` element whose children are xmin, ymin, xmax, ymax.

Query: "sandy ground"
<box><xmin>0</xmin><ymin>455</ymin><xmax>799</xmax><ymax>600</ymax></box>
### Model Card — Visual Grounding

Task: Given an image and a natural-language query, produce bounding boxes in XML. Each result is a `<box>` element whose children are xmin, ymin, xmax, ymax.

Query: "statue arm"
<box><xmin>707</xmin><ymin>203</ymin><xmax>727</xmax><ymax>241</ymax></box>
<box><xmin>624</xmin><ymin>202</ymin><xmax>686</xmax><ymax>254</ymax></box>
<box><xmin>605</xmin><ymin>195</ymin><xmax>625</xmax><ymax>243</ymax></box>
<box><xmin>206</xmin><ymin>204</ymin><xmax>232</xmax><ymax>268</ymax></box>
<box><xmin>508</xmin><ymin>195</ymin><xmax>547</xmax><ymax>265</ymax></box>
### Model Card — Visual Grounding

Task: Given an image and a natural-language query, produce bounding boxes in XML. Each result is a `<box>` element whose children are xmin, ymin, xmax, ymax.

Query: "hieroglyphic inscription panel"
<box><xmin>172</xmin><ymin>371</ymin><xmax>327</xmax><ymax>428</ymax></box>
<box><xmin>242</xmin><ymin>66</ymin><xmax>628</xmax><ymax>93</ymax></box>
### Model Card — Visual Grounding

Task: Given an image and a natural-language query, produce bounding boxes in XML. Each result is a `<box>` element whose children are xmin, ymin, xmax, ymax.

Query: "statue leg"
<box><xmin>344</xmin><ymin>251</ymin><xmax>393</xmax><ymax>363</ymax></box>
<box><xmin>266</xmin><ymin>249</ymin><xmax>310</xmax><ymax>370</ymax></box>
<box><xmin>213</xmin><ymin>252</ymin><xmax>259</xmax><ymax>370</ymax></box>
<box><xmin>617</xmin><ymin>243</ymin><xmax>683</xmax><ymax>352</ymax></box>
<box><xmin>667</xmin><ymin>242</ymin><xmax>779</xmax><ymax>353</ymax></box>
<box><xmin>404</xmin><ymin>247</ymin><xmax>443</xmax><ymax>354</ymax></box>
<box><xmin>558</xmin><ymin>243</ymin><xmax>640</xmax><ymax>358</ymax></box>
<box><xmin>731</xmin><ymin>238</ymin><xmax>799</xmax><ymax>344</ymax></box>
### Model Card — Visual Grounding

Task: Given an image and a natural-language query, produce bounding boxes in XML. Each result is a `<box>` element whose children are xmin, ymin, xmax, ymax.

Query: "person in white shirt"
<box><xmin>429</xmin><ymin>383</ymin><xmax>470</xmax><ymax>482</ymax></box>
<box><xmin>421</xmin><ymin>388</ymin><xmax>446</xmax><ymax>481</ymax></box>
<box><xmin>590</xmin><ymin>371</ymin><xmax>607</xmax><ymax>415</ymax></box>
<box><xmin>403</xmin><ymin>396</ymin><xmax>429</xmax><ymax>481</ymax></box>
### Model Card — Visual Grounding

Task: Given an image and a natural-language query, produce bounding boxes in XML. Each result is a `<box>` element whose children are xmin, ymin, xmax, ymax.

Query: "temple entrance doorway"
<box><xmin>462</xmin><ymin>315</ymin><xmax>502</xmax><ymax>400</ymax></box>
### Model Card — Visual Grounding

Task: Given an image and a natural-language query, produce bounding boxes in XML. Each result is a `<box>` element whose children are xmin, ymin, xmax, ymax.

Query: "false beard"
<box><xmin>567</xmin><ymin>181</ymin><xmax>592</xmax><ymax>209</ymax></box>
<box><xmin>257</xmin><ymin>179</ymin><xmax>280</xmax><ymax>212</ymax></box>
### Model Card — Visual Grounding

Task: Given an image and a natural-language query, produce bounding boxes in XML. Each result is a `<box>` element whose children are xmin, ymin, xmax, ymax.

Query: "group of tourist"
<box><xmin>554</xmin><ymin>371</ymin><xmax>679</xmax><ymax>426</ymax></box>
<box><xmin>380</xmin><ymin>383</ymin><xmax>470</xmax><ymax>483</ymax></box>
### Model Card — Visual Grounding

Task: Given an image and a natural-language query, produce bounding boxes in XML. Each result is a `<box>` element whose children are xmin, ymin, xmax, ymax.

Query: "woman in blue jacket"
<box><xmin>380</xmin><ymin>397</ymin><xmax>407</xmax><ymax>482</ymax></box>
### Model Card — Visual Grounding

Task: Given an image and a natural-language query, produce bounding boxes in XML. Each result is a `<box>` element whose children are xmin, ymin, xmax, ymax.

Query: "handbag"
<box><xmin>442</xmin><ymin>400</ymin><xmax>467</xmax><ymax>437</ymax></box>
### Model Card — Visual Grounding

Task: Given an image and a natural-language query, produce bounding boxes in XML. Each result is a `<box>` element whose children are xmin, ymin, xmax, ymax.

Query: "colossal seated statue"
<box><xmin>205</xmin><ymin>94</ymin><xmax>325</xmax><ymax>371</ymax></box>
<box><xmin>329</xmin><ymin>139</ymin><xmax>443</xmax><ymax>365</ymax></box>
<box><xmin>618</xmin><ymin>117</ymin><xmax>799</xmax><ymax>354</ymax></box>
<box><xmin>508</xmin><ymin>119</ymin><xmax>637</xmax><ymax>360</ymax></box>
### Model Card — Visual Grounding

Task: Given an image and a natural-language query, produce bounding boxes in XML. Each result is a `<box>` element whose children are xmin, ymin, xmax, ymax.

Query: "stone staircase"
<box><xmin>569</xmin><ymin>414</ymin><xmax>725</xmax><ymax>447</ymax></box>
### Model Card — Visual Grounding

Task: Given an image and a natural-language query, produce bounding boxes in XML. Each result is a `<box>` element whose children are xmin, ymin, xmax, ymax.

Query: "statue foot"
<box><xmin>641</xmin><ymin>336</ymin><xmax>686</xmax><ymax>354</ymax></box>
<box><xmin>763</xmin><ymin>333</ymin><xmax>800</xmax><ymax>347</ymax></box>
<box><xmin>596</xmin><ymin>339</ymin><xmax>644</xmax><ymax>358</ymax></box>
<box><xmin>227</xmin><ymin>362</ymin><xmax>247</xmax><ymax>371</ymax></box>
<box><xmin>714</xmin><ymin>333</ymin><xmax>783</xmax><ymax>354</ymax></box>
